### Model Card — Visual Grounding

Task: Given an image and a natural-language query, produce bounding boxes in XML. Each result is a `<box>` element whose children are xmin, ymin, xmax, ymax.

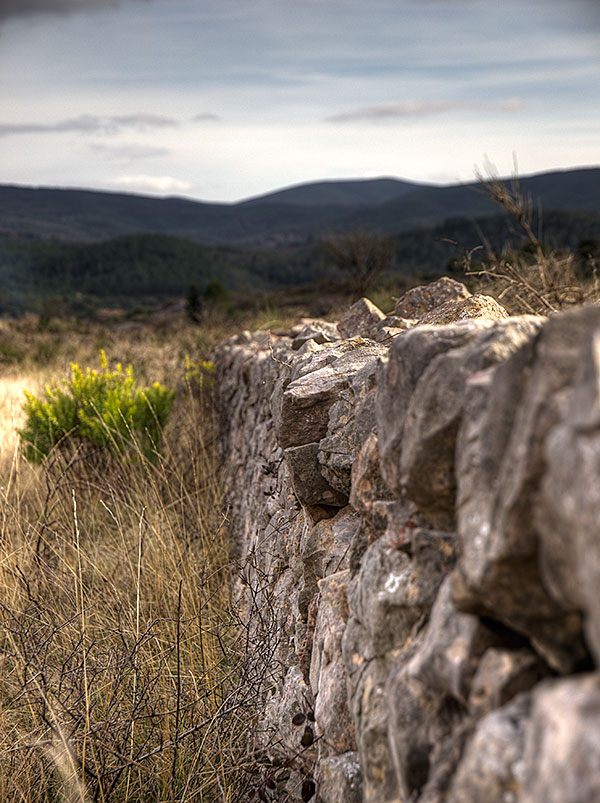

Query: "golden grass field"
<box><xmin>0</xmin><ymin>314</ymin><xmax>264</xmax><ymax>802</ymax></box>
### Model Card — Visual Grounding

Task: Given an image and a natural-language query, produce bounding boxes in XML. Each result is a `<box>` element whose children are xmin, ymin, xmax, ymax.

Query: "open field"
<box><xmin>0</xmin><ymin>316</ymin><xmax>268</xmax><ymax>802</ymax></box>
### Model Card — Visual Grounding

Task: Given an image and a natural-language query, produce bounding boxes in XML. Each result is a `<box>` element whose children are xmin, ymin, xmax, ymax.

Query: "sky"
<box><xmin>0</xmin><ymin>0</ymin><xmax>598</xmax><ymax>203</ymax></box>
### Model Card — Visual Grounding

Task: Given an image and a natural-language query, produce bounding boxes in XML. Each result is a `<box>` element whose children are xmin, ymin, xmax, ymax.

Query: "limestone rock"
<box><xmin>454</xmin><ymin>306</ymin><xmax>600</xmax><ymax>672</ymax></box>
<box><xmin>406</xmin><ymin>577</ymin><xmax>500</xmax><ymax>705</ymax></box>
<box><xmin>285</xmin><ymin>442</ymin><xmax>348</xmax><ymax>507</ymax></box>
<box><xmin>468</xmin><ymin>647</ymin><xmax>548</xmax><ymax>717</ymax></box>
<box><xmin>318</xmin><ymin>354</ymin><xmax>382</xmax><ymax>496</ymax></box>
<box><xmin>386</xmin><ymin>663</ymin><xmax>467</xmax><ymax>802</ymax></box>
<box><xmin>394</xmin><ymin>276</ymin><xmax>471</xmax><ymax>319</ymax></box>
<box><xmin>310</xmin><ymin>570</ymin><xmax>355</xmax><ymax>756</ymax></box>
<box><xmin>277</xmin><ymin>344</ymin><xmax>386</xmax><ymax>449</ymax></box>
<box><xmin>536</xmin><ymin>329</ymin><xmax>600</xmax><ymax>662</ymax></box>
<box><xmin>416</xmin><ymin>294</ymin><xmax>508</xmax><ymax>326</ymax></box>
<box><xmin>337</xmin><ymin>297</ymin><xmax>385</xmax><ymax>339</ymax></box>
<box><xmin>317</xmin><ymin>752</ymin><xmax>362</xmax><ymax>803</ymax></box>
<box><xmin>348</xmin><ymin>528</ymin><xmax>457</xmax><ymax>657</ymax></box>
<box><xmin>292</xmin><ymin>319</ymin><xmax>340</xmax><ymax>350</ymax></box>
<box><xmin>349</xmin><ymin>432</ymin><xmax>394</xmax><ymax>520</ymax></box>
<box><xmin>400</xmin><ymin>317</ymin><xmax>542</xmax><ymax>528</ymax></box>
<box><xmin>300</xmin><ymin>508</ymin><xmax>359</xmax><ymax>581</ymax></box>
<box><xmin>521</xmin><ymin>674</ymin><xmax>600</xmax><ymax>803</ymax></box>
<box><xmin>447</xmin><ymin>694</ymin><xmax>531</xmax><ymax>803</ymax></box>
<box><xmin>376</xmin><ymin>319</ymin><xmax>494</xmax><ymax>496</ymax></box>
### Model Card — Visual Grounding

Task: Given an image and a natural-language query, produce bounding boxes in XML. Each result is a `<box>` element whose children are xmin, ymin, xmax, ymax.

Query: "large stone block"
<box><xmin>454</xmin><ymin>306</ymin><xmax>600</xmax><ymax>671</ymax></box>
<box><xmin>521</xmin><ymin>674</ymin><xmax>600</xmax><ymax>803</ymax></box>
<box><xmin>285</xmin><ymin>442</ymin><xmax>348</xmax><ymax>507</ymax></box>
<box><xmin>317</xmin><ymin>752</ymin><xmax>362</xmax><ymax>803</ymax></box>
<box><xmin>394</xmin><ymin>276</ymin><xmax>471</xmax><ymax>319</ymax></box>
<box><xmin>319</xmin><ymin>355</ymin><xmax>381</xmax><ymax>495</ymax></box>
<box><xmin>447</xmin><ymin>693</ymin><xmax>531</xmax><ymax>803</ymax></box>
<box><xmin>416</xmin><ymin>293</ymin><xmax>508</xmax><ymax>326</ymax></box>
<box><xmin>337</xmin><ymin>297</ymin><xmax>386</xmax><ymax>339</ymax></box>
<box><xmin>376</xmin><ymin>320</ymin><xmax>490</xmax><ymax>495</ymax></box>
<box><xmin>536</xmin><ymin>329</ymin><xmax>600</xmax><ymax>662</ymax></box>
<box><xmin>400</xmin><ymin>317</ymin><xmax>541</xmax><ymax>528</ymax></box>
<box><xmin>276</xmin><ymin>344</ymin><xmax>386</xmax><ymax>449</ymax></box>
<box><xmin>310</xmin><ymin>570</ymin><xmax>355</xmax><ymax>756</ymax></box>
<box><xmin>406</xmin><ymin>576</ymin><xmax>500</xmax><ymax>705</ymax></box>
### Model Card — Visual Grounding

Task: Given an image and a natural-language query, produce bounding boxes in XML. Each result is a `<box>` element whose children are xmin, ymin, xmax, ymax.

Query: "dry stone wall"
<box><xmin>213</xmin><ymin>278</ymin><xmax>600</xmax><ymax>803</ymax></box>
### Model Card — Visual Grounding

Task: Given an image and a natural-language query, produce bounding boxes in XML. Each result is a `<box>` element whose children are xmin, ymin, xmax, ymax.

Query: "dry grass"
<box><xmin>0</xmin><ymin>319</ymin><xmax>262</xmax><ymax>802</ymax></box>
<box><xmin>461</xmin><ymin>160</ymin><xmax>600</xmax><ymax>315</ymax></box>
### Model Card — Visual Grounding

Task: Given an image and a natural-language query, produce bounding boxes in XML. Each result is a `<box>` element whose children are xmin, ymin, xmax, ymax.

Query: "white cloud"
<box><xmin>326</xmin><ymin>98</ymin><xmax>526</xmax><ymax>123</ymax></box>
<box><xmin>109</xmin><ymin>174</ymin><xmax>193</xmax><ymax>194</ymax></box>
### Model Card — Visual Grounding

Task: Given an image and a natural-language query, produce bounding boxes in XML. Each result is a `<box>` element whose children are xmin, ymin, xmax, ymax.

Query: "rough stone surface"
<box><xmin>536</xmin><ymin>328</ymin><xmax>600</xmax><ymax>662</ymax></box>
<box><xmin>453</xmin><ymin>305</ymin><xmax>600</xmax><ymax>672</ymax></box>
<box><xmin>292</xmin><ymin>319</ymin><xmax>340</xmax><ymax>350</ymax></box>
<box><xmin>337</xmin><ymin>297</ymin><xmax>386</xmax><ymax>339</ymax></box>
<box><xmin>317</xmin><ymin>752</ymin><xmax>363</xmax><ymax>803</ymax></box>
<box><xmin>394</xmin><ymin>276</ymin><xmax>471</xmax><ymax>319</ymax></box>
<box><xmin>521</xmin><ymin>674</ymin><xmax>600</xmax><ymax>803</ymax></box>
<box><xmin>213</xmin><ymin>284</ymin><xmax>600</xmax><ymax>802</ymax></box>
<box><xmin>416</xmin><ymin>294</ymin><xmax>508</xmax><ymax>326</ymax></box>
<box><xmin>376</xmin><ymin>320</ymin><xmax>493</xmax><ymax>496</ymax></box>
<box><xmin>448</xmin><ymin>694</ymin><xmax>531</xmax><ymax>803</ymax></box>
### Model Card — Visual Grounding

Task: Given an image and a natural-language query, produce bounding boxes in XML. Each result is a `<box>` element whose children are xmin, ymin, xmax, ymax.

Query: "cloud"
<box><xmin>109</xmin><ymin>174</ymin><xmax>193</xmax><ymax>194</ymax></box>
<box><xmin>0</xmin><ymin>113</ymin><xmax>177</xmax><ymax>137</ymax></box>
<box><xmin>192</xmin><ymin>113</ymin><xmax>221</xmax><ymax>122</ymax></box>
<box><xmin>0</xmin><ymin>0</ymin><xmax>151</xmax><ymax>22</ymax></box>
<box><xmin>90</xmin><ymin>143</ymin><xmax>170</xmax><ymax>160</ymax></box>
<box><xmin>326</xmin><ymin>98</ymin><xmax>526</xmax><ymax>123</ymax></box>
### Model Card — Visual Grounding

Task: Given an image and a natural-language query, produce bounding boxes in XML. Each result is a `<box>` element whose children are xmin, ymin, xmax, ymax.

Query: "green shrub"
<box><xmin>19</xmin><ymin>350</ymin><xmax>176</xmax><ymax>463</ymax></box>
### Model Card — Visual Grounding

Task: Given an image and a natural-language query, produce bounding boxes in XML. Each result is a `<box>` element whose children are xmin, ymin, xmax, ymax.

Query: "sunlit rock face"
<box><xmin>214</xmin><ymin>280</ymin><xmax>600</xmax><ymax>802</ymax></box>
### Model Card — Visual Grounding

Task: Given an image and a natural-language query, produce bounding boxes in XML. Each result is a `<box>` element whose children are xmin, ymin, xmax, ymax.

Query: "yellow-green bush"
<box><xmin>19</xmin><ymin>350</ymin><xmax>175</xmax><ymax>462</ymax></box>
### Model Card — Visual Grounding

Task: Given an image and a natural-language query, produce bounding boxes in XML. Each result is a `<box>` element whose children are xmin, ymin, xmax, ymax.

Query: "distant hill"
<box><xmin>239</xmin><ymin>177</ymin><xmax>428</xmax><ymax>207</ymax></box>
<box><xmin>1</xmin><ymin>167</ymin><xmax>598</xmax><ymax>247</ymax></box>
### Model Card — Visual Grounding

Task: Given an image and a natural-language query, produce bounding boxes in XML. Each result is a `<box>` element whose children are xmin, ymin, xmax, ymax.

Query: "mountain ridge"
<box><xmin>0</xmin><ymin>166</ymin><xmax>598</xmax><ymax>248</ymax></box>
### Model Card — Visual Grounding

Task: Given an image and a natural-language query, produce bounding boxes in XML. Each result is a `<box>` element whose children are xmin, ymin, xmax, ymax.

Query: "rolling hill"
<box><xmin>1</xmin><ymin>167</ymin><xmax>598</xmax><ymax>248</ymax></box>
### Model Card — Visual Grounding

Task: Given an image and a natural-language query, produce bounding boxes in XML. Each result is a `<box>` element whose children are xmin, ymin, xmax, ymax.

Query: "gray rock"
<box><xmin>394</xmin><ymin>277</ymin><xmax>471</xmax><ymax>319</ymax></box>
<box><xmin>343</xmin><ymin>656</ymin><xmax>400</xmax><ymax>802</ymax></box>
<box><xmin>285</xmin><ymin>442</ymin><xmax>348</xmax><ymax>507</ymax></box>
<box><xmin>447</xmin><ymin>693</ymin><xmax>531</xmax><ymax>803</ymax></box>
<box><xmin>376</xmin><ymin>320</ymin><xmax>494</xmax><ymax>496</ymax></box>
<box><xmin>454</xmin><ymin>306</ymin><xmax>600</xmax><ymax>672</ymax></box>
<box><xmin>406</xmin><ymin>577</ymin><xmax>500</xmax><ymax>705</ymax></box>
<box><xmin>374</xmin><ymin>325</ymin><xmax>408</xmax><ymax>343</ymax></box>
<box><xmin>300</xmin><ymin>507</ymin><xmax>359</xmax><ymax>581</ymax></box>
<box><xmin>277</xmin><ymin>344</ymin><xmax>386</xmax><ymax>449</ymax></box>
<box><xmin>319</xmin><ymin>354</ymin><xmax>382</xmax><ymax>496</ymax></box>
<box><xmin>468</xmin><ymin>647</ymin><xmax>548</xmax><ymax>717</ymax></box>
<box><xmin>416</xmin><ymin>294</ymin><xmax>508</xmax><ymax>326</ymax></box>
<box><xmin>350</xmin><ymin>432</ymin><xmax>394</xmax><ymax>520</ymax></box>
<box><xmin>386</xmin><ymin>663</ymin><xmax>466</xmax><ymax>802</ymax></box>
<box><xmin>337</xmin><ymin>297</ymin><xmax>386</xmax><ymax>339</ymax></box>
<box><xmin>317</xmin><ymin>752</ymin><xmax>362</xmax><ymax>803</ymax></box>
<box><xmin>401</xmin><ymin>317</ymin><xmax>542</xmax><ymax>528</ymax></box>
<box><xmin>348</xmin><ymin>528</ymin><xmax>457</xmax><ymax>657</ymax></box>
<box><xmin>536</xmin><ymin>329</ymin><xmax>600</xmax><ymax>662</ymax></box>
<box><xmin>521</xmin><ymin>674</ymin><xmax>600</xmax><ymax>803</ymax></box>
<box><xmin>292</xmin><ymin>319</ymin><xmax>340</xmax><ymax>350</ymax></box>
<box><xmin>310</xmin><ymin>570</ymin><xmax>355</xmax><ymax>756</ymax></box>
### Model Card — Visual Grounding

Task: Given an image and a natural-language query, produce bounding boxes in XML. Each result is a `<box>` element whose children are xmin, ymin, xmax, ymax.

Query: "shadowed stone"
<box><xmin>394</xmin><ymin>277</ymin><xmax>471</xmax><ymax>319</ymax></box>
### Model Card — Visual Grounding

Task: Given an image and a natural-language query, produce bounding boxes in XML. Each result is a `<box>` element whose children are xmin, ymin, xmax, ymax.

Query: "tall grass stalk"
<box><xmin>0</xmin><ymin>325</ymin><xmax>256</xmax><ymax>802</ymax></box>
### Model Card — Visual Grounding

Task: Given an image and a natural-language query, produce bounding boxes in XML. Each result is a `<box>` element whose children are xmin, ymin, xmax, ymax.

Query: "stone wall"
<box><xmin>213</xmin><ymin>278</ymin><xmax>600</xmax><ymax>803</ymax></box>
